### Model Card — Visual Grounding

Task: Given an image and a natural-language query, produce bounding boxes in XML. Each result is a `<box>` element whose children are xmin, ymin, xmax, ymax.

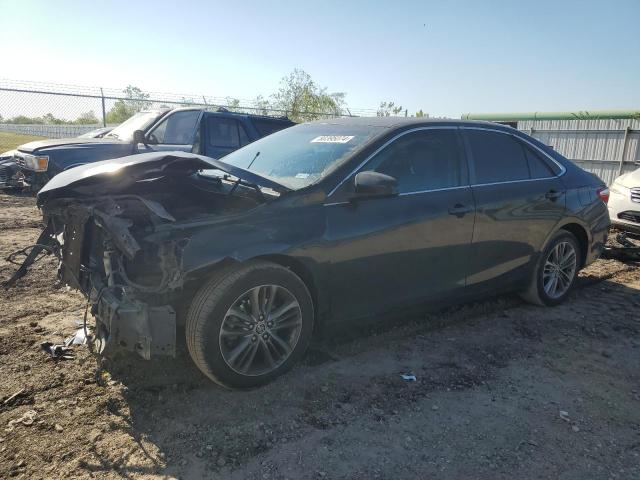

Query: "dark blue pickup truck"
<box><xmin>13</xmin><ymin>108</ymin><xmax>294</xmax><ymax>190</ymax></box>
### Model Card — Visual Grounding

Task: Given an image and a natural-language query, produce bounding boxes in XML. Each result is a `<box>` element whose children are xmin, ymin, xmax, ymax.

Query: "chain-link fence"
<box><xmin>0</xmin><ymin>79</ymin><xmax>378</xmax><ymax>153</ymax></box>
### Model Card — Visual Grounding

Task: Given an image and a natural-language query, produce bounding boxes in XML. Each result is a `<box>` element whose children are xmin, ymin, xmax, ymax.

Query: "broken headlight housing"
<box><xmin>22</xmin><ymin>154</ymin><xmax>49</xmax><ymax>172</ymax></box>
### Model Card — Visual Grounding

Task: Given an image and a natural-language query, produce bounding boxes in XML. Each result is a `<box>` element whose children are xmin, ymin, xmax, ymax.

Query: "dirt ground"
<box><xmin>0</xmin><ymin>192</ymin><xmax>638</xmax><ymax>480</ymax></box>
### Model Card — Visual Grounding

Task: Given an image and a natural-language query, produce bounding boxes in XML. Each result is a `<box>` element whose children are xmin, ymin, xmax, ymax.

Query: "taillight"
<box><xmin>597</xmin><ymin>187</ymin><xmax>609</xmax><ymax>204</ymax></box>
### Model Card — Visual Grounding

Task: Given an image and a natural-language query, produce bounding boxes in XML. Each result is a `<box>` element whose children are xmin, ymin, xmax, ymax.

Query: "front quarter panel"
<box><xmin>176</xmin><ymin>202</ymin><xmax>327</xmax><ymax>282</ymax></box>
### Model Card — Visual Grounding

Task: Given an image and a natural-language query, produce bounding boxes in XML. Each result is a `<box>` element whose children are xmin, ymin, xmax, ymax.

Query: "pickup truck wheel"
<box><xmin>185</xmin><ymin>260</ymin><xmax>314</xmax><ymax>388</ymax></box>
<box><xmin>520</xmin><ymin>230</ymin><xmax>580</xmax><ymax>306</ymax></box>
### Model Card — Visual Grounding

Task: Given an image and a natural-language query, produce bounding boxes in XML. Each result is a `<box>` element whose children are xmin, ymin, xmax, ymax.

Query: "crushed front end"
<box><xmin>40</xmin><ymin>196</ymin><xmax>184</xmax><ymax>359</ymax></box>
<box><xmin>3</xmin><ymin>152</ymin><xmax>279</xmax><ymax>360</ymax></box>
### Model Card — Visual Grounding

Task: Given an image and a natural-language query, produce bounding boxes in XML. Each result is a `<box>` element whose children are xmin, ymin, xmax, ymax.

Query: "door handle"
<box><xmin>448</xmin><ymin>203</ymin><xmax>473</xmax><ymax>217</ymax></box>
<box><xmin>545</xmin><ymin>189</ymin><xmax>563</xmax><ymax>200</ymax></box>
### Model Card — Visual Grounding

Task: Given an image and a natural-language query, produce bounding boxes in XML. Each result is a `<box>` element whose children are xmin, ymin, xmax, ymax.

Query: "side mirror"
<box><xmin>132</xmin><ymin>129</ymin><xmax>146</xmax><ymax>145</ymax></box>
<box><xmin>353</xmin><ymin>171</ymin><xmax>398</xmax><ymax>199</ymax></box>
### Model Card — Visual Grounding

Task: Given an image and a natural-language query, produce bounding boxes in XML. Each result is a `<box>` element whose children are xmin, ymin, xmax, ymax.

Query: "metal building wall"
<box><xmin>517</xmin><ymin>118</ymin><xmax>640</xmax><ymax>185</ymax></box>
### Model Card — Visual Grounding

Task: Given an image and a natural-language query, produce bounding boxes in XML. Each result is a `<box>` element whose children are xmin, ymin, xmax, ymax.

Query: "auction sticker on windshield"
<box><xmin>311</xmin><ymin>135</ymin><xmax>354</xmax><ymax>143</ymax></box>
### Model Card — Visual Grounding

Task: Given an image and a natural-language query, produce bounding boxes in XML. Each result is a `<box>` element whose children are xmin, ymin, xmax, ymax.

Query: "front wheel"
<box><xmin>520</xmin><ymin>230</ymin><xmax>581</xmax><ymax>306</ymax></box>
<box><xmin>185</xmin><ymin>261</ymin><xmax>314</xmax><ymax>388</ymax></box>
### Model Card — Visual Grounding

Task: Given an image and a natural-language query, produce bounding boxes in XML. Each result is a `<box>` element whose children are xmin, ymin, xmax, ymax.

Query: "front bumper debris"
<box><xmin>91</xmin><ymin>279</ymin><xmax>176</xmax><ymax>359</ymax></box>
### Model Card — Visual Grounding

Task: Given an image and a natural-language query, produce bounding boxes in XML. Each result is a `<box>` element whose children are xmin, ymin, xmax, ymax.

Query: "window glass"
<box><xmin>218</xmin><ymin>123</ymin><xmax>382</xmax><ymax>189</ymax></box>
<box><xmin>238</xmin><ymin>124</ymin><xmax>250</xmax><ymax>146</ymax></box>
<box><xmin>148</xmin><ymin>110</ymin><xmax>200</xmax><ymax>145</ymax></box>
<box><xmin>208</xmin><ymin>118</ymin><xmax>247</xmax><ymax>148</ymax></box>
<box><xmin>522</xmin><ymin>143</ymin><xmax>558</xmax><ymax>178</ymax></box>
<box><xmin>105</xmin><ymin>111</ymin><xmax>163</xmax><ymax>141</ymax></box>
<box><xmin>252</xmin><ymin>119</ymin><xmax>293</xmax><ymax>137</ymax></box>
<box><xmin>467</xmin><ymin>130</ymin><xmax>530</xmax><ymax>183</ymax></box>
<box><xmin>365</xmin><ymin>129</ymin><xmax>465</xmax><ymax>193</ymax></box>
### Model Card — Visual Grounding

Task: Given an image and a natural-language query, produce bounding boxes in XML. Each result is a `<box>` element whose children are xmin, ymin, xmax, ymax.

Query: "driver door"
<box><xmin>323</xmin><ymin>128</ymin><xmax>476</xmax><ymax>323</ymax></box>
<box><xmin>140</xmin><ymin>110</ymin><xmax>203</xmax><ymax>153</ymax></box>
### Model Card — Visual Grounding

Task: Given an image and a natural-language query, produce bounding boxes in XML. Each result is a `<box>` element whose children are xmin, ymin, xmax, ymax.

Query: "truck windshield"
<box><xmin>105</xmin><ymin>111</ymin><xmax>164</xmax><ymax>141</ymax></box>
<box><xmin>219</xmin><ymin>123</ymin><xmax>383</xmax><ymax>190</ymax></box>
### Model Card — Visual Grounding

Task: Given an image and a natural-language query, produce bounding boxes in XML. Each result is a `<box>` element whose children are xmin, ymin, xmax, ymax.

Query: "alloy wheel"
<box><xmin>219</xmin><ymin>284</ymin><xmax>303</xmax><ymax>376</ymax></box>
<box><xmin>543</xmin><ymin>241</ymin><xmax>577</xmax><ymax>299</ymax></box>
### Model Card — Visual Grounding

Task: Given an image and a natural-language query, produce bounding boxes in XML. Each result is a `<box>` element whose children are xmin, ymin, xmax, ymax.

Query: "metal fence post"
<box><xmin>618</xmin><ymin>126</ymin><xmax>631</xmax><ymax>176</ymax></box>
<box><xmin>100</xmin><ymin>88</ymin><xmax>106</xmax><ymax>127</ymax></box>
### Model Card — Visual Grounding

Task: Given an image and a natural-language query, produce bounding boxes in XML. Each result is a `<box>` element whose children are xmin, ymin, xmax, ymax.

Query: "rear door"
<box><xmin>324</xmin><ymin>127</ymin><xmax>476</xmax><ymax>322</ymax></box>
<box><xmin>142</xmin><ymin>110</ymin><xmax>202</xmax><ymax>153</ymax></box>
<box><xmin>203</xmin><ymin>114</ymin><xmax>252</xmax><ymax>159</ymax></box>
<box><xmin>462</xmin><ymin>128</ymin><xmax>566</xmax><ymax>291</ymax></box>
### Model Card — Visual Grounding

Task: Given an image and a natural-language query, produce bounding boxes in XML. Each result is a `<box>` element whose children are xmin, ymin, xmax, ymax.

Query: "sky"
<box><xmin>1</xmin><ymin>0</ymin><xmax>639</xmax><ymax>118</ymax></box>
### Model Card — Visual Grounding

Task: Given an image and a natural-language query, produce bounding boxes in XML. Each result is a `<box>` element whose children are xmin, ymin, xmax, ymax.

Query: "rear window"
<box><xmin>207</xmin><ymin>117</ymin><xmax>250</xmax><ymax>148</ymax></box>
<box><xmin>467</xmin><ymin>130</ymin><xmax>530</xmax><ymax>184</ymax></box>
<box><xmin>522</xmin><ymin>142</ymin><xmax>560</xmax><ymax>177</ymax></box>
<box><xmin>252</xmin><ymin>119</ymin><xmax>294</xmax><ymax>137</ymax></box>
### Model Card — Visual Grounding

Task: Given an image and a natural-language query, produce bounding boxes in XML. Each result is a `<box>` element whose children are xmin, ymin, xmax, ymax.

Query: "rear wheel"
<box><xmin>185</xmin><ymin>261</ymin><xmax>314</xmax><ymax>388</ymax></box>
<box><xmin>520</xmin><ymin>230</ymin><xmax>580</xmax><ymax>306</ymax></box>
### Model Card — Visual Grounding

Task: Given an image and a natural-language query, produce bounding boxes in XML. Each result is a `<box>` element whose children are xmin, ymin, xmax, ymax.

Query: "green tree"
<box><xmin>42</xmin><ymin>113</ymin><xmax>68</xmax><ymax>125</ymax></box>
<box><xmin>377</xmin><ymin>101</ymin><xmax>403</xmax><ymax>117</ymax></box>
<box><xmin>74</xmin><ymin>111</ymin><xmax>100</xmax><ymax>124</ymax></box>
<box><xmin>253</xmin><ymin>95</ymin><xmax>271</xmax><ymax>116</ymax></box>
<box><xmin>225</xmin><ymin>97</ymin><xmax>241</xmax><ymax>112</ymax></box>
<box><xmin>105</xmin><ymin>85</ymin><xmax>151</xmax><ymax>124</ymax></box>
<box><xmin>271</xmin><ymin>69</ymin><xmax>346</xmax><ymax>122</ymax></box>
<box><xmin>7</xmin><ymin>115</ymin><xmax>44</xmax><ymax>124</ymax></box>
<box><xmin>414</xmin><ymin>109</ymin><xmax>427</xmax><ymax>118</ymax></box>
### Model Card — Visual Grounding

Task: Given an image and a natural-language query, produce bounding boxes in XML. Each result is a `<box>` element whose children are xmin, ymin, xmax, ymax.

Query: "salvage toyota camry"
<box><xmin>7</xmin><ymin>118</ymin><xmax>610</xmax><ymax>388</ymax></box>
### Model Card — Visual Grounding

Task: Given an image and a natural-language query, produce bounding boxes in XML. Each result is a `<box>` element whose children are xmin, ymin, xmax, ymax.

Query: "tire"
<box><xmin>520</xmin><ymin>230</ymin><xmax>581</xmax><ymax>306</ymax></box>
<box><xmin>185</xmin><ymin>260</ymin><xmax>314</xmax><ymax>388</ymax></box>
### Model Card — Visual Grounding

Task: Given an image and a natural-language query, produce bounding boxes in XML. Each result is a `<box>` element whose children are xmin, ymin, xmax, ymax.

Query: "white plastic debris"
<box><xmin>401</xmin><ymin>374</ymin><xmax>417</xmax><ymax>382</ymax></box>
<box><xmin>64</xmin><ymin>328</ymin><xmax>88</xmax><ymax>346</ymax></box>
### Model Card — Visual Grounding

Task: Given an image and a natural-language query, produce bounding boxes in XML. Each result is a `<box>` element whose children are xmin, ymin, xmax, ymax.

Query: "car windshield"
<box><xmin>217</xmin><ymin>123</ymin><xmax>383</xmax><ymax>189</ymax></box>
<box><xmin>105</xmin><ymin>111</ymin><xmax>164</xmax><ymax>141</ymax></box>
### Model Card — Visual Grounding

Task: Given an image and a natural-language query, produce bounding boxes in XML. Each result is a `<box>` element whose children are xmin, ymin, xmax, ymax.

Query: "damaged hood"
<box><xmin>17</xmin><ymin>137</ymin><xmax>123</xmax><ymax>154</ymax></box>
<box><xmin>37</xmin><ymin>151</ymin><xmax>291</xmax><ymax>205</ymax></box>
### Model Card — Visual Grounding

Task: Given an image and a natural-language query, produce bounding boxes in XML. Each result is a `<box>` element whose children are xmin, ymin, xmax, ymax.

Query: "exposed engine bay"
<box><xmin>4</xmin><ymin>152</ymin><xmax>284</xmax><ymax>359</ymax></box>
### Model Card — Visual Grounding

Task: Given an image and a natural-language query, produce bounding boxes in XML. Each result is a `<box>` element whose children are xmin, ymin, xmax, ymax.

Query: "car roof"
<box><xmin>308</xmin><ymin>116</ymin><xmax>511</xmax><ymax>131</ymax></box>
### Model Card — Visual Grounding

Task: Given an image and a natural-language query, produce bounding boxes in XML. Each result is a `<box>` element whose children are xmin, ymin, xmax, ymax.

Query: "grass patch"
<box><xmin>0</xmin><ymin>131</ymin><xmax>46</xmax><ymax>153</ymax></box>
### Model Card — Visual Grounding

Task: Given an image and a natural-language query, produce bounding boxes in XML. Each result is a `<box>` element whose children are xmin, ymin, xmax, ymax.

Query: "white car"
<box><xmin>608</xmin><ymin>166</ymin><xmax>640</xmax><ymax>232</ymax></box>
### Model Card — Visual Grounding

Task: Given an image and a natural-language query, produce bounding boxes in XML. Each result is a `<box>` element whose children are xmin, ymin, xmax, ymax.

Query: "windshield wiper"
<box><xmin>230</xmin><ymin>151</ymin><xmax>261</xmax><ymax>196</ymax></box>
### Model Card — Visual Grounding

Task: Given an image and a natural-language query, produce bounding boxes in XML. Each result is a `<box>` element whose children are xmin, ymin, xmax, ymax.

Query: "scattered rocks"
<box><xmin>5</xmin><ymin>410</ymin><xmax>37</xmax><ymax>432</ymax></box>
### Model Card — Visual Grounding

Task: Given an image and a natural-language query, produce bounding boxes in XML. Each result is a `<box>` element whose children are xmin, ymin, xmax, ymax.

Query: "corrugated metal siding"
<box><xmin>518</xmin><ymin>119</ymin><xmax>640</xmax><ymax>185</ymax></box>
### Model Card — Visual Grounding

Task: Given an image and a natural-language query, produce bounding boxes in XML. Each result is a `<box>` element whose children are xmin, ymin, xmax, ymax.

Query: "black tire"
<box><xmin>185</xmin><ymin>260</ymin><xmax>314</xmax><ymax>388</ymax></box>
<box><xmin>520</xmin><ymin>230</ymin><xmax>581</xmax><ymax>306</ymax></box>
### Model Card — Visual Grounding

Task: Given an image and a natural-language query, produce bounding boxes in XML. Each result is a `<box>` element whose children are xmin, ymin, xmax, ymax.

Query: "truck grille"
<box><xmin>0</xmin><ymin>166</ymin><xmax>7</xmax><ymax>185</ymax></box>
<box><xmin>618</xmin><ymin>211</ymin><xmax>640</xmax><ymax>224</ymax></box>
<box><xmin>631</xmin><ymin>187</ymin><xmax>640</xmax><ymax>204</ymax></box>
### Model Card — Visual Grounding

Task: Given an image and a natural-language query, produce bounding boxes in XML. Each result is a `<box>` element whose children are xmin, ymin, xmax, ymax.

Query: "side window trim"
<box><xmin>460</xmin><ymin>127</ymin><xmax>566</xmax><ymax>187</ymax></box>
<box><xmin>327</xmin><ymin>126</ymin><xmax>466</xmax><ymax>198</ymax></box>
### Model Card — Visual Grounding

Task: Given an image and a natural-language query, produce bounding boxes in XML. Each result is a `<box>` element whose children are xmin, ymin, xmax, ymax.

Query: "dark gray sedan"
<box><xmin>11</xmin><ymin>117</ymin><xmax>610</xmax><ymax>388</ymax></box>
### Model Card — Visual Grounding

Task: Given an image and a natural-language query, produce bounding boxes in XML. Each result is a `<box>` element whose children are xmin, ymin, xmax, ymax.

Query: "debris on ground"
<box><xmin>2</xmin><ymin>389</ymin><xmax>26</xmax><ymax>407</ymax></box>
<box><xmin>5</xmin><ymin>410</ymin><xmax>37</xmax><ymax>432</ymax></box>
<box><xmin>40</xmin><ymin>342</ymin><xmax>74</xmax><ymax>360</ymax></box>
<box><xmin>400</xmin><ymin>373</ymin><xmax>417</xmax><ymax>382</ymax></box>
<box><xmin>602</xmin><ymin>232</ymin><xmax>640</xmax><ymax>262</ymax></box>
<box><xmin>65</xmin><ymin>327</ymin><xmax>89</xmax><ymax>346</ymax></box>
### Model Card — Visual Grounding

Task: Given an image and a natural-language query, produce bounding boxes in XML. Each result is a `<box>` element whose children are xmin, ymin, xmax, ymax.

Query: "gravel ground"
<box><xmin>0</xmin><ymin>193</ymin><xmax>638</xmax><ymax>480</ymax></box>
